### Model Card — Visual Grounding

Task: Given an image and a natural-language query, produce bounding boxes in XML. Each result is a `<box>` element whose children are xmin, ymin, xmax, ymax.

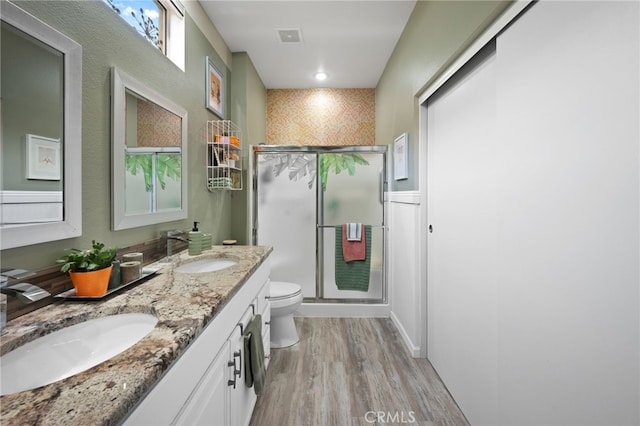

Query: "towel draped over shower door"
<box><xmin>335</xmin><ymin>225</ymin><xmax>372</xmax><ymax>291</ymax></box>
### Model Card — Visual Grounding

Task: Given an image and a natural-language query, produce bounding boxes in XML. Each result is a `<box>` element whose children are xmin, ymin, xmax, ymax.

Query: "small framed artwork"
<box><xmin>26</xmin><ymin>134</ymin><xmax>61</xmax><ymax>180</ymax></box>
<box><xmin>206</xmin><ymin>56</ymin><xmax>224</xmax><ymax>118</ymax></box>
<box><xmin>393</xmin><ymin>133</ymin><xmax>408</xmax><ymax>180</ymax></box>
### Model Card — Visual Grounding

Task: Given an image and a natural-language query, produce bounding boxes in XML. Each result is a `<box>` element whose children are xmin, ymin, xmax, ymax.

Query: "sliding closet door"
<box><xmin>494</xmin><ymin>2</ymin><xmax>639</xmax><ymax>424</ymax></box>
<box><xmin>426</xmin><ymin>42</ymin><xmax>499</xmax><ymax>424</ymax></box>
<box><xmin>426</xmin><ymin>2</ymin><xmax>639</xmax><ymax>425</ymax></box>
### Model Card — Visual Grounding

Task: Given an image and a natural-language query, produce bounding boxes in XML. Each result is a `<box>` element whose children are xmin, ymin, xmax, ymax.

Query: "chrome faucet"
<box><xmin>1</xmin><ymin>282</ymin><xmax>51</xmax><ymax>304</ymax></box>
<box><xmin>165</xmin><ymin>230</ymin><xmax>188</xmax><ymax>259</ymax></box>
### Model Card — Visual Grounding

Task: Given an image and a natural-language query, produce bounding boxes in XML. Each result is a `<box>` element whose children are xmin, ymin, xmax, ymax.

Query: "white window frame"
<box><xmin>159</xmin><ymin>0</ymin><xmax>185</xmax><ymax>71</ymax></box>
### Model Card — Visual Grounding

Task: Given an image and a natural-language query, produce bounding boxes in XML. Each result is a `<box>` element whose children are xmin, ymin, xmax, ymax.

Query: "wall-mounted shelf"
<box><xmin>207</xmin><ymin>120</ymin><xmax>242</xmax><ymax>191</ymax></box>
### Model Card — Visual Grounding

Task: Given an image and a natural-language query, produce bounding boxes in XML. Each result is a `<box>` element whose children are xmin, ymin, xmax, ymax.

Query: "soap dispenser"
<box><xmin>188</xmin><ymin>221</ymin><xmax>202</xmax><ymax>256</ymax></box>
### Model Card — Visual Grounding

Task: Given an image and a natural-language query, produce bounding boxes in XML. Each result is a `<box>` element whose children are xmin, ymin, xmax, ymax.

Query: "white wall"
<box><xmin>423</xmin><ymin>2</ymin><xmax>639</xmax><ymax>425</ymax></box>
<box><xmin>388</xmin><ymin>191</ymin><xmax>424</xmax><ymax>357</ymax></box>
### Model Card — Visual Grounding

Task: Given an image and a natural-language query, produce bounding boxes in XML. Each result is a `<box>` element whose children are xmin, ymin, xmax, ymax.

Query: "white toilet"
<box><xmin>269</xmin><ymin>281</ymin><xmax>303</xmax><ymax>348</ymax></box>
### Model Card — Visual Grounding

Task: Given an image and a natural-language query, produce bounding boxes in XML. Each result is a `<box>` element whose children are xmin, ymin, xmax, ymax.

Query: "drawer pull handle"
<box><xmin>265</xmin><ymin>321</ymin><xmax>270</xmax><ymax>325</ymax></box>
<box><xmin>227</xmin><ymin>350</ymin><xmax>241</xmax><ymax>388</ymax></box>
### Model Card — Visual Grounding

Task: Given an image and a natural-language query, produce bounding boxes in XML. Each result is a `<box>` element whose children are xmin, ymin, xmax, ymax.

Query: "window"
<box><xmin>105</xmin><ymin>0</ymin><xmax>185</xmax><ymax>70</ymax></box>
<box><xmin>125</xmin><ymin>148</ymin><xmax>182</xmax><ymax>214</ymax></box>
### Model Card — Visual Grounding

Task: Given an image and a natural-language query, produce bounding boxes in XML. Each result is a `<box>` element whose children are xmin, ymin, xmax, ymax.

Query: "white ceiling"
<box><xmin>198</xmin><ymin>1</ymin><xmax>417</xmax><ymax>89</ymax></box>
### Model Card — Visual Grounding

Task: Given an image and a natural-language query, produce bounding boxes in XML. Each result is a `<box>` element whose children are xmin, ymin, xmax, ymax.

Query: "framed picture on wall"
<box><xmin>393</xmin><ymin>133</ymin><xmax>408</xmax><ymax>180</ymax></box>
<box><xmin>205</xmin><ymin>56</ymin><xmax>224</xmax><ymax>118</ymax></box>
<box><xmin>26</xmin><ymin>134</ymin><xmax>61</xmax><ymax>180</ymax></box>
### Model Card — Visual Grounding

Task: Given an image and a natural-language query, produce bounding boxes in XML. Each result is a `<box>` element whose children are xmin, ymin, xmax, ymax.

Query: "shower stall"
<box><xmin>251</xmin><ymin>145</ymin><xmax>387</xmax><ymax>315</ymax></box>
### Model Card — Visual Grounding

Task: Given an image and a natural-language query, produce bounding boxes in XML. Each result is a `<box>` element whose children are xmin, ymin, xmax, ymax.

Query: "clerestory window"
<box><xmin>105</xmin><ymin>0</ymin><xmax>185</xmax><ymax>70</ymax></box>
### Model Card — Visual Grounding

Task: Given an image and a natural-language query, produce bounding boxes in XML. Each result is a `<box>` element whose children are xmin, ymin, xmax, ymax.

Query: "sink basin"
<box><xmin>174</xmin><ymin>258</ymin><xmax>237</xmax><ymax>274</ymax></box>
<box><xmin>0</xmin><ymin>313</ymin><xmax>157</xmax><ymax>396</ymax></box>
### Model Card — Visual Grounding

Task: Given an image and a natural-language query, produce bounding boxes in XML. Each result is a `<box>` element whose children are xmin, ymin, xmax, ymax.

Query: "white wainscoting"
<box><xmin>1</xmin><ymin>190</ymin><xmax>63</xmax><ymax>224</ymax></box>
<box><xmin>388</xmin><ymin>191</ymin><xmax>423</xmax><ymax>357</ymax></box>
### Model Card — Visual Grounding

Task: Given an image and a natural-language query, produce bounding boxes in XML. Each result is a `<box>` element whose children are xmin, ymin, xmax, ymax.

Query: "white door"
<box><xmin>229</xmin><ymin>309</ymin><xmax>258</xmax><ymax>426</ymax></box>
<box><xmin>173</xmin><ymin>340</ymin><xmax>230</xmax><ymax>426</ymax></box>
<box><xmin>426</xmin><ymin>41</ymin><xmax>499</xmax><ymax>423</ymax></box>
<box><xmin>425</xmin><ymin>2</ymin><xmax>639</xmax><ymax>425</ymax></box>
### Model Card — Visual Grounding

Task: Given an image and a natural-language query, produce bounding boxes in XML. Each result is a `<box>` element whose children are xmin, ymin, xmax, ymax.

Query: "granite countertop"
<box><xmin>0</xmin><ymin>245</ymin><xmax>272</xmax><ymax>426</ymax></box>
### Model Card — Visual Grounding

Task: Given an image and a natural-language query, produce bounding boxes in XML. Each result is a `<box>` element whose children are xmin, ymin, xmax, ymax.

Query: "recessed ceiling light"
<box><xmin>314</xmin><ymin>72</ymin><xmax>328</xmax><ymax>81</ymax></box>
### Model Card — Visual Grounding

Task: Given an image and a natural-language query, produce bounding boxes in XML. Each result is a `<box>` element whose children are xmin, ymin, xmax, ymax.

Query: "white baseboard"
<box><xmin>390</xmin><ymin>310</ymin><xmax>422</xmax><ymax>358</ymax></box>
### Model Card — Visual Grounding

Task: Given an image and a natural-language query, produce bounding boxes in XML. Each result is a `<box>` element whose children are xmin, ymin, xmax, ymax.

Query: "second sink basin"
<box><xmin>0</xmin><ymin>313</ymin><xmax>158</xmax><ymax>396</ymax></box>
<box><xmin>174</xmin><ymin>258</ymin><xmax>237</xmax><ymax>274</ymax></box>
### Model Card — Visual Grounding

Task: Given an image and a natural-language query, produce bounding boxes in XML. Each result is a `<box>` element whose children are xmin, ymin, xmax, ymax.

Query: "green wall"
<box><xmin>376</xmin><ymin>0</ymin><xmax>512</xmax><ymax>191</ymax></box>
<box><xmin>1</xmin><ymin>0</ymin><xmax>239</xmax><ymax>270</ymax></box>
<box><xmin>230</xmin><ymin>52</ymin><xmax>267</xmax><ymax>245</ymax></box>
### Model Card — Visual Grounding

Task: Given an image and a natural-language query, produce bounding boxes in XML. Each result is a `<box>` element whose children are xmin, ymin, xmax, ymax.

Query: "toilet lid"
<box><xmin>270</xmin><ymin>281</ymin><xmax>302</xmax><ymax>300</ymax></box>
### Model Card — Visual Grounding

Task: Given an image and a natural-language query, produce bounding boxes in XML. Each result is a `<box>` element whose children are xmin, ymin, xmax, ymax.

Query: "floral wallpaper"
<box><xmin>266</xmin><ymin>88</ymin><xmax>375</xmax><ymax>146</ymax></box>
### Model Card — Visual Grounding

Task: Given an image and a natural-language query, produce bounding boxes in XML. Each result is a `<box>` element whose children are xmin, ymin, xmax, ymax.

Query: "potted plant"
<box><xmin>57</xmin><ymin>240</ymin><xmax>118</xmax><ymax>297</ymax></box>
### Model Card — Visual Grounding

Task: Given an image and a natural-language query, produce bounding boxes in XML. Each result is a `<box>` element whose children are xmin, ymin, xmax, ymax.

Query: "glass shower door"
<box><xmin>255</xmin><ymin>151</ymin><xmax>317</xmax><ymax>298</ymax></box>
<box><xmin>319</xmin><ymin>151</ymin><xmax>385</xmax><ymax>301</ymax></box>
<box><xmin>254</xmin><ymin>146</ymin><xmax>387</xmax><ymax>304</ymax></box>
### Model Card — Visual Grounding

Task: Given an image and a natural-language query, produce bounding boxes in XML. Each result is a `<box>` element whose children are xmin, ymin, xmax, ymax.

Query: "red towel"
<box><xmin>342</xmin><ymin>224</ymin><xmax>366</xmax><ymax>262</ymax></box>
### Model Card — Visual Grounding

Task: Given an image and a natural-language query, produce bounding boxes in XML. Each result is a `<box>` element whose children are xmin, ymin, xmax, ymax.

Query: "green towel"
<box><xmin>335</xmin><ymin>225</ymin><xmax>372</xmax><ymax>291</ymax></box>
<box><xmin>243</xmin><ymin>314</ymin><xmax>266</xmax><ymax>395</ymax></box>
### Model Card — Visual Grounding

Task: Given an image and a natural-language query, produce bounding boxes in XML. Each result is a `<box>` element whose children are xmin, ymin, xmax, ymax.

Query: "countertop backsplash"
<box><xmin>3</xmin><ymin>235</ymin><xmax>189</xmax><ymax>321</ymax></box>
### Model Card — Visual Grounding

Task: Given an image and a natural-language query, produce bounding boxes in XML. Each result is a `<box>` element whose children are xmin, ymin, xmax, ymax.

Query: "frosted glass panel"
<box><xmin>156</xmin><ymin>153</ymin><xmax>182</xmax><ymax>211</ymax></box>
<box><xmin>125</xmin><ymin>153</ymin><xmax>152</xmax><ymax>214</ymax></box>
<box><xmin>256</xmin><ymin>153</ymin><xmax>317</xmax><ymax>297</ymax></box>
<box><xmin>320</xmin><ymin>153</ymin><xmax>383</xmax><ymax>226</ymax></box>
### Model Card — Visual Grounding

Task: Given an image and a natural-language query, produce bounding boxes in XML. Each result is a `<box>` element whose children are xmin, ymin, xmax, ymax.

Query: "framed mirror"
<box><xmin>111</xmin><ymin>68</ymin><xmax>188</xmax><ymax>230</ymax></box>
<box><xmin>0</xmin><ymin>1</ymin><xmax>82</xmax><ymax>250</ymax></box>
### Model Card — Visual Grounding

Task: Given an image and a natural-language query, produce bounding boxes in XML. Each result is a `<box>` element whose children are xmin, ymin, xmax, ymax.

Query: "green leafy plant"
<box><xmin>57</xmin><ymin>240</ymin><xmax>118</xmax><ymax>273</ymax></box>
<box><xmin>125</xmin><ymin>153</ymin><xmax>181</xmax><ymax>191</ymax></box>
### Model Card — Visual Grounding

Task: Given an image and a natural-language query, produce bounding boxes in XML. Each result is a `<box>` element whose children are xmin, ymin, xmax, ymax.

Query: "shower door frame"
<box><xmin>251</xmin><ymin>145</ymin><xmax>388</xmax><ymax>304</ymax></box>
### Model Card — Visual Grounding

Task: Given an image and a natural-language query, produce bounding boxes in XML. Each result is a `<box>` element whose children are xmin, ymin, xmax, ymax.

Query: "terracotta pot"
<box><xmin>69</xmin><ymin>265</ymin><xmax>113</xmax><ymax>297</ymax></box>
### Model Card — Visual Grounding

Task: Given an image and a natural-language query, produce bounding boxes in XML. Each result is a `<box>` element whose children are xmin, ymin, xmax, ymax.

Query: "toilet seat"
<box><xmin>270</xmin><ymin>281</ymin><xmax>302</xmax><ymax>301</ymax></box>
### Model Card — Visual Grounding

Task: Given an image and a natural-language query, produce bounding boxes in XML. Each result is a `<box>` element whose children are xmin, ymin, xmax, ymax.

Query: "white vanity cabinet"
<box><xmin>172</xmin><ymin>340</ymin><xmax>230</xmax><ymax>425</ymax></box>
<box><xmin>124</xmin><ymin>259</ymin><xmax>271</xmax><ymax>426</ymax></box>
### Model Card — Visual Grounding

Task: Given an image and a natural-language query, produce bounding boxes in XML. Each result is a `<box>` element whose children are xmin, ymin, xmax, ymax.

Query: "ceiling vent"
<box><xmin>277</xmin><ymin>28</ymin><xmax>303</xmax><ymax>44</ymax></box>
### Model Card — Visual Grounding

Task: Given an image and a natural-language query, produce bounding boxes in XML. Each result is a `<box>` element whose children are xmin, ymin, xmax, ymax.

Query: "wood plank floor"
<box><xmin>250</xmin><ymin>318</ymin><xmax>469</xmax><ymax>426</ymax></box>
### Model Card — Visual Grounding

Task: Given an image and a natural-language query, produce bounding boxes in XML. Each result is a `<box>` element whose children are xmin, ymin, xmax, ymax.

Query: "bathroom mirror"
<box><xmin>111</xmin><ymin>67</ymin><xmax>188</xmax><ymax>230</ymax></box>
<box><xmin>0</xmin><ymin>1</ymin><xmax>82</xmax><ymax>250</ymax></box>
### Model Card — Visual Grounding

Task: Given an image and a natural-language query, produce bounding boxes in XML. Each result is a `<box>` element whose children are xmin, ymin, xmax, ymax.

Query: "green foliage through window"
<box><xmin>125</xmin><ymin>152</ymin><xmax>181</xmax><ymax>192</ymax></box>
